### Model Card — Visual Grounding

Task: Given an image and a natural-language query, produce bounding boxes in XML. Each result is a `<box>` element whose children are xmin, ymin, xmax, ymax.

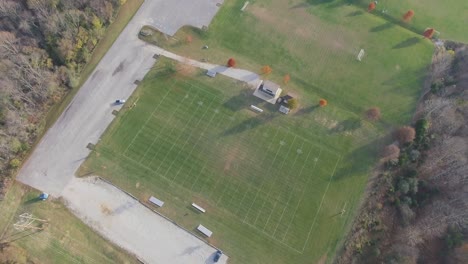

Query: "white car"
<box><xmin>115</xmin><ymin>99</ymin><xmax>126</xmax><ymax>104</ymax></box>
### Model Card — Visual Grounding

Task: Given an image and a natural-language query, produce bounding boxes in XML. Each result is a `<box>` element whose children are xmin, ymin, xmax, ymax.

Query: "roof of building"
<box><xmin>261</xmin><ymin>80</ymin><xmax>281</xmax><ymax>93</ymax></box>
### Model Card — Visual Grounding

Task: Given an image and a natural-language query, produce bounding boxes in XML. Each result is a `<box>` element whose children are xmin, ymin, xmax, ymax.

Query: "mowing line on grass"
<box><xmin>242</xmin><ymin>221</ymin><xmax>302</xmax><ymax>254</ymax></box>
<box><xmin>301</xmin><ymin>155</ymin><xmax>342</xmax><ymax>252</ymax></box>
<box><xmin>123</xmin><ymin>84</ymin><xmax>173</xmax><ymax>157</ymax></box>
<box><xmin>243</xmin><ymin>133</ymin><xmax>286</xmax><ymax>224</ymax></box>
<box><xmin>166</xmin><ymin>96</ymin><xmax>218</xmax><ymax>185</ymax></box>
<box><xmin>281</xmin><ymin>148</ymin><xmax>323</xmax><ymax>242</ymax></box>
<box><xmin>254</xmin><ymin>135</ymin><xmax>297</xmax><ymax>226</ymax></box>
<box><xmin>137</xmin><ymin>87</ymin><xmax>192</xmax><ymax>163</ymax></box>
<box><xmin>149</xmin><ymin>89</ymin><xmax>202</xmax><ymax>174</ymax></box>
<box><xmin>169</xmin><ymin>98</ymin><xmax>221</xmax><ymax>186</ymax></box>
<box><xmin>264</xmin><ymin>140</ymin><xmax>305</xmax><ymax>232</ymax></box>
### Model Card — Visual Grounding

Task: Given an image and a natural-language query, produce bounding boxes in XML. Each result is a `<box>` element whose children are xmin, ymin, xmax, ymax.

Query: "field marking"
<box><xmin>281</xmin><ymin>148</ymin><xmax>323</xmax><ymax>242</ymax></box>
<box><xmin>181</xmin><ymin>109</ymin><xmax>226</xmax><ymax>189</ymax></box>
<box><xmin>164</xmin><ymin>96</ymin><xmax>217</xmax><ymax>183</ymax></box>
<box><xmin>243</xmin><ymin>131</ymin><xmax>285</xmax><ymax>224</ymax></box>
<box><xmin>266</xmin><ymin>141</ymin><xmax>305</xmax><ymax>233</ymax></box>
<box><xmin>242</xmin><ymin>221</ymin><xmax>302</xmax><ymax>254</ymax></box>
<box><xmin>149</xmin><ymin>90</ymin><xmax>203</xmax><ymax>174</ymax></box>
<box><xmin>301</xmin><ymin>155</ymin><xmax>343</xmax><ymax>252</ymax></box>
<box><xmin>254</xmin><ymin>135</ymin><xmax>297</xmax><ymax>226</ymax></box>
<box><xmin>123</xmin><ymin>85</ymin><xmax>173</xmax><ymax>156</ymax></box>
<box><xmin>171</xmin><ymin>97</ymin><xmax>222</xmax><ymax>184</ymax></box>
<box><xmin>137</xmin><ymin>88</ymin><xmax>193</xmax><ymax>163</ymax></box>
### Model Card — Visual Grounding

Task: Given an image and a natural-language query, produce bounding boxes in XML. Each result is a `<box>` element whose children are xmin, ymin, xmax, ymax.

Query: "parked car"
<box><xmin>115</xmin><ymin>99</ymin><xmax>126</xmax><ymax>104</ymax></box>
<box><xmin>213</xmin><ymin>250</ymin><xmax>222</xmax><ymax>262</ymax></box>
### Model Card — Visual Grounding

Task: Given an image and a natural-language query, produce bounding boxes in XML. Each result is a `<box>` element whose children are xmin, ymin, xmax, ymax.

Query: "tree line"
<box><xmin>0</xmin><ymin>0</ymin><xmax>126</xmax><ymax>197</ymax></box>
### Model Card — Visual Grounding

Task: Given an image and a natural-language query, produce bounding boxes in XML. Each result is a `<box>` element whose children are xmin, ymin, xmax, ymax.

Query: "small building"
<box><xmin>253</xmin><ymin>80</ymin><xmax>282</xmax><ymax>104</ymax></box>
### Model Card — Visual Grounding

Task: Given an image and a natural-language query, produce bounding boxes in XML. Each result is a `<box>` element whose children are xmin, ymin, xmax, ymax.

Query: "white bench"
<box><xmin>149</xmin><ymin>196</ymin><xmax>164</xmax><ymax>207</ymax></box>
<box><xmin>197</xmin><ymin>224</ymin><xmax>212</xmax><ymax>237</ymax></box>
<box><xmin>191</xmin><ymin>203</ymin><xmax>206</xmax><ymax>213</ymax></box>
<box><xmin>250</xmin><ymin>105</ymin><xmax>263</xmax><ymax>113</ymax></box>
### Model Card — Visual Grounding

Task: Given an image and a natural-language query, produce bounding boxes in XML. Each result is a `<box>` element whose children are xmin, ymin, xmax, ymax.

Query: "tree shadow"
<box><xmin>370</xmin><ymin>22</ymin><xmax>395</xmax><ymax>32</ymax></box>
<box><xmin>331</xmin><ymin>136</ymin><xmax>384</xmax><ymax>182</ymax></box>
<box><xmin>23</xmin><ymin>197</ymin><xmax>42</xmax><ymax>205</ymax></box>
<box><xmin>346</xmin><ymin>10</ymin><xmax>363</xmax><ymax>17</ymax></box>
<box><xmin>221</xmin><ymin>114</ymin><xmax>277</xmax><ymax>136</ymax></box>
<box><xmin>392</xmin><ymin>37</ymin><xmax>421</xmax><ymax>49</ymax></box>
<box><xmin>294</xmin><ymin>105</ymin><xmax>320</xmax><ymax>116</ymax></box>
<box><xmin>330</xmin><ymin>118</ymin><xmax>362</xmax><ymax>134</ymax></box>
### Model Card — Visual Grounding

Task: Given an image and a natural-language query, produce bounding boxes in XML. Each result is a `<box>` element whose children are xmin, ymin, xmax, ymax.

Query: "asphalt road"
<box><xmin>16</xmin><ymin>0</ymin><xmax>228</xmax><ymax>263</ymax></box>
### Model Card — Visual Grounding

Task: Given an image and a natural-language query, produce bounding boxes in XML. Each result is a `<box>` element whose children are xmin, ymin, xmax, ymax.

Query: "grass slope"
<box><xmin>82</xmin><ymin>0</ymin><xmax>434</xmax><ymax>263</ymax></box>
<box><xmin>0</xmin><ymin>183</ymin><xmax>137</xmax><ymax>264</ymax></box>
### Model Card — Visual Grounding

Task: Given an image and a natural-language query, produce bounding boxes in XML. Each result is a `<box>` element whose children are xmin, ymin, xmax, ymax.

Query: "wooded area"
<box><xmin>337</xmin><ymin>42</ymin><xmax>468</xmax><ymax>264</ymax></box>
<box><xmin>0</xmin><ymin>0</ymin><xmax>126</xmax><ymax>196</ymax></box>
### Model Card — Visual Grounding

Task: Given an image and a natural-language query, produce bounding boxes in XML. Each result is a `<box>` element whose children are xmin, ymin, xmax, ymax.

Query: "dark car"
<box><xmin>213</xmin><ymin>250</ymin><xmax>222</xmax><ymax>262</ymax></box>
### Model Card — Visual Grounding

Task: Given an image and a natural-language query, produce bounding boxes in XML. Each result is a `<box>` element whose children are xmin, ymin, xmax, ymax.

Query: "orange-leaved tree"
<box><xmin>227</xmin><ymin>58</ymin><xmax>236</xmax><ymax>67</ymax></box>
<box><xmin>423</xmin><ymin>28</ymin><xmax>435</xmax><ymax>39</ymax></box>
<box><xmin>186</xmin><ymin>35</ymin><xmax>193</xmax><ymax>44</ymax></box>
<box><xmin>394</xmin><ymin>126</ymin><xmax>416</xmax><ymax>144</ymax></box>
<box><xmin>283</xmin><ymin>74</ymin><xmax>290</xmax><ymax>84</ymax></box>
<box><xmin>319</xmin><ymin>99</ymin><xmax>327</xmax><ymax>107</ymax></box>
<box><xmin>261</xmin><ymin>65</ymin><xmax>272</xmax><ymax>75</ymax></box>
<box><xmin>368</xmin><ymin>2</ymin><xmax>376</xmax><ymax>12</ymax></box>
<box><xmin>365</xmin><ymin>107</ymin><xmax>381</xmax><ymax>121</ymax></box>
<box><xmin>402</xmin><ymin>10</ymin><xmax>414</xmax><ymax>22</ymax></box>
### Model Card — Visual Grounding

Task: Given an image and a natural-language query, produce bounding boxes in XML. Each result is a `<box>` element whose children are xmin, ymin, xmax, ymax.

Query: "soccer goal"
<box><xmin>357</xmin><ymin>49</ymin><xmax>365</xmax><ymax>61</ymax></box>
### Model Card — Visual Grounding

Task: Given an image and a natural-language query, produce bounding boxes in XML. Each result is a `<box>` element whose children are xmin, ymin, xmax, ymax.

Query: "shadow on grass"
<box><xmin>23</xmin><ymin>197</ymin><xmax>42</xmax><ymax>205</ymax></box>
<box><xmin>294</xmin><ymin>105</ymin><xmax>320</xmax><ymax>116</ymax></box>
<box><xmin>331</xmin><ymin>136</ymin><xmax>384</xmax><ymax>182</ymax></box>
<box><xmin>392</xmin><ymin>37</ymin><xmax>422</xmax><ymax>49</ymax></box>
<box><xmin>221</xmin><ymin>114</ymin><xmax>277</xmax><ymax>136</ymax></box>
<box><xmin>347</xmin><ymin>10</ymin><xmax>363</xmax><ymax>17</ymax></box>
<box><xmin>222</xmin><ymin>89</ymin><xmax>258</xmax><ymax>112</ymax></box>
<box><xmin>330</xmin><ymin>117</ymin><xmax>362</xmax><ymax>134</ymax></box>
<box><xmin>370</xmin><ymin>22</ymin><xmax>395</xmax><ymax>32</ymax></box>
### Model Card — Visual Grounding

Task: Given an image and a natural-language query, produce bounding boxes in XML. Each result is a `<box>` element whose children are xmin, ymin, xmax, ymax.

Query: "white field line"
<box><xmin>301</xmin><ymin>155</ymin><xmax>342</xmax><ymax>252</ymax></box>
<box><xmin>146</xmin><ymin>88</ymin><xmax>202</xmax><ymax>169</ymax></box>
<box><xmin>270</xmin><ymin>141</ymin><xmax>306</xmax><ymax>235</ymax></box>
<box><xmin>243</xmin><ymin>134</ymin><xmax>285</xmax><ymax>224</ymax></box>
<box><xmin>149</xmin><ymin>90</ymin><xmax>201</xmax><ymax>174</ymax></box>
<box><xmin>123</xmin><ymin>86</ymin><xmax>173</xmax><ymax>156</ymax></box>
<box><xmin>137</xmin><ymin>87</ymin><xmax>192</xmax><ymax>163</ymax></box>
<box><xmin>242</xmin><ymin>221</ymin><xmax>302</xmax><ymax>254</ymax></box>
<box><xmin>165</xmin><ymin>96</ymin><xmax>217</xmax><ymax>184</ymax></box>
<box><xmin>182</xmin><ymin>109</ymin><xmax>224</xmax><ymax>191</ymax></box>
<box><xmin>169</xmin><ymin>97</ymin><xmax>219</xmax><ymax>185</ymax></box>
<box><xmin>281</xmin><ymin>148</ymin><xmax>323</xmax><ymax>242</ymax></box>
<box><xmin>255</xmin><ymin>135</ymin><xmax>297</xmax><ymax>226</ymax></box>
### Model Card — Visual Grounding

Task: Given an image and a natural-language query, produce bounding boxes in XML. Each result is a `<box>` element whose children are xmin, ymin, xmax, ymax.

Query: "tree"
<box><xmin>186</xmin><ymin>35</ymin><xmax>193</xmax><ymax>44</ymax></box>
<box><xmin>319</xmin><ymin>99</ymin><xmax>327</xmax><ymax>107</ymax></box>
<box><xmin>403</xmin><ymin>10</ymin><xmax>415</xmax><ymax>22</ymax></box>
<box><xmin>365</xmin><ymin>107</ymin><xmax>381</xmax><ymax>121</ymax></box>
<box><xmin>261</xmin><ymin>65</ymin><xmax>272</xmax><ymax>75</ymax></box>
<box><xmin>287</xmin><ymin>98</ymin><xmax>298</xmax><ymax>109</ymax></box>
<box><xmin>368</xmin><ymin>2</ymin><xmax>376</xmax><ymax>12</ymax></box>
<box><xmin>283</xmin><ymin>74</ymin><xmax>290</xmax><ymax>84</ymax></box>
<box><xmin>227</xmin><ymin>58</ymin><xmax>236</xmax><ymax>67</ymax></box>
<box><xmin>394</xmin><ymin>126</ymin><xmax>416</xmax><ymax>144</ymax></box>
<box><xmin>382</xmin><ymin>144</ymin><xmax>400</xmax><ymax>160</ymax></box>
<box><xmin>423</xmin><ymin>28</ymin><xmax>435</xmax><ymax>39</ymax></box>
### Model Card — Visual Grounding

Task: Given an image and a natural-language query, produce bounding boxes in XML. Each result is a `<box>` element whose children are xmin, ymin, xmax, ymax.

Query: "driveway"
<box><xmin>16</xmin><ymin>0</ymin><xmax>229</xmax><ymax>263</ymax></box>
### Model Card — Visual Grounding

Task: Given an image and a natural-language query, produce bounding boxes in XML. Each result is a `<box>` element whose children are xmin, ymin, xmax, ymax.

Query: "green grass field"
<box><xmin>0</xmin><ymin>183</ymin><xmax>137</xmax><ymax>263</ymax></box>
<box><xmin>81</xmin><ymin>0</ymin><xmax>436</xmax><ymax>263</ymax></box>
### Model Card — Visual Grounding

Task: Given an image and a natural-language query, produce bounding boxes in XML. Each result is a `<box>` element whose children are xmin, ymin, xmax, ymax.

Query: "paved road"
<box><xmin>16</xmin><ymin>0</ymin><xmax>231</xmax><ymax>263</ymax></box>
